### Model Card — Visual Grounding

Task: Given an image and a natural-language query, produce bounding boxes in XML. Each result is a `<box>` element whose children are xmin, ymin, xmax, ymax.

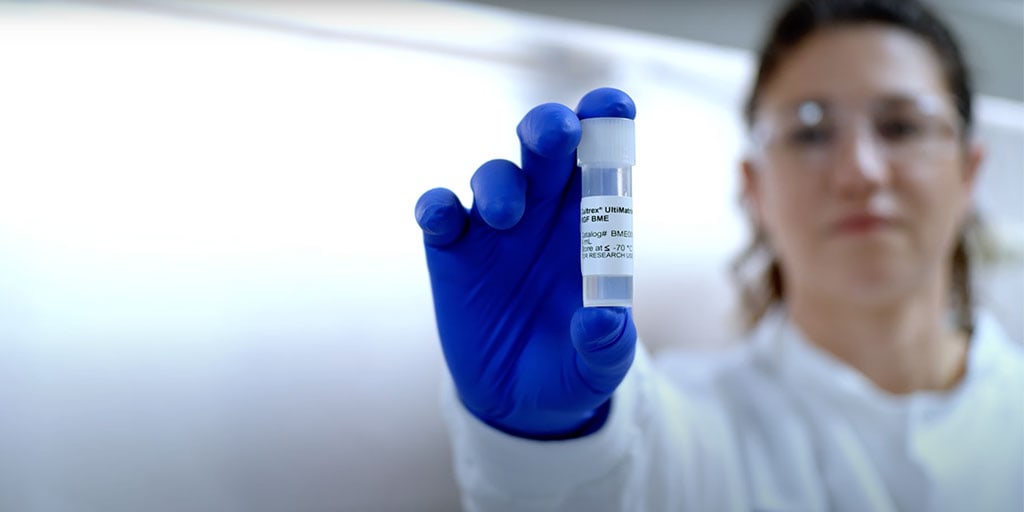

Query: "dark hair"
<box><xmin>732</xmin><ymin>0</ymin><xmax>980</xmax><ymax>333</ymax></box>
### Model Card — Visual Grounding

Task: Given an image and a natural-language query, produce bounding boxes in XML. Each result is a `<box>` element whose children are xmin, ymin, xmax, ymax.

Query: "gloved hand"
<box><xmin>415</xmin><ymin>88</ymin><xmax>638</xmax><ymax>440</ymax></box>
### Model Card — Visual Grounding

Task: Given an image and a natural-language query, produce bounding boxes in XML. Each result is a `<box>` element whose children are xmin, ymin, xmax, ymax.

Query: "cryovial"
<box><xmin>577</xmin><ymin>117</ymin><xmax>635</xmax><ymax>307</ymax></box>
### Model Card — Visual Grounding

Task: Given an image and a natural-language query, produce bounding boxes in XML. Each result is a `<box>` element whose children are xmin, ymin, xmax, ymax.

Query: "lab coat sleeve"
<box><xmin>441</xmin><ymin>343</ymin><xmax>750</xmax><ymax>511</ymax></box>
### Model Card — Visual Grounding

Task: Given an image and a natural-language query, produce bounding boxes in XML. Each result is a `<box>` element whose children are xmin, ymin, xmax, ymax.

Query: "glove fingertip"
<box><xmin>576</xmin><ymin>88</ymin><xmax>636</xmax><ymax>120</ymax></box>
<box><xmin>571</xmin><ymin>307</ymin><xmax>633</xmax><ymax>350</ymax></box>
<box><xmin>516</xmin><ymin>103</ymin><xmax>582</xmax><ymax>159</ymax></box>
<box><xmin>571</xmin><ymin>306</ymin><xmax>636</xmax><ymax>392</ymax></box>
<box><xmin>415</xmin><ymin>187</ymin><xmax>468</xmax><ymax>246</ymax></box>
<box><xmin>470</xmin><ymin>159</ymin><xmax>527</xmax><ymax>231</ymax></box>
<box><xmin>478</xmin><ymin>199</ymin><xmax>525</xmax><ymax>230</ymax></box>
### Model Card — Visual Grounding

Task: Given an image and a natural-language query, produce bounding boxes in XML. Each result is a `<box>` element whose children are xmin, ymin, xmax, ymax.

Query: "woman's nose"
<box><xmin>830</xmin><ymin>124</ymin><xmax>891</xmax><ymax>196</ymax></box>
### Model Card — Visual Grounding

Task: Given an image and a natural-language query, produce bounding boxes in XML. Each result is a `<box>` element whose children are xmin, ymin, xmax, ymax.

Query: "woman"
<box><xmin>414</xmin><ymin>0</ymin><xmax>1023</xmax><ymax>510</ymax></box>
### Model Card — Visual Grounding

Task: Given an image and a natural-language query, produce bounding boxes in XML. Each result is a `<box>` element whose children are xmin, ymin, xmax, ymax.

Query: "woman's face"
<box><xmin>744</xmin><ymin>24</ymin><xmax>982</xmax><ymax>306</ymax></box>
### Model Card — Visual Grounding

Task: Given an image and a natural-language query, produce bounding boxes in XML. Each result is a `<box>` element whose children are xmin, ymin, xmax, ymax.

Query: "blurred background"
<box><xmin>0</xmin><ymin>1</ymin><xmax>1020</xmax><ymax>510</ymax></box>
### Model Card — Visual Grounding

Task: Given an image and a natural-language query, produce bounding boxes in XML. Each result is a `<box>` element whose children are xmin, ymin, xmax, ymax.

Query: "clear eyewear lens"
<box><xmin>751</xmin><ymin>95</ymin><xmax>961</xmax><ymax>168</ymax></box>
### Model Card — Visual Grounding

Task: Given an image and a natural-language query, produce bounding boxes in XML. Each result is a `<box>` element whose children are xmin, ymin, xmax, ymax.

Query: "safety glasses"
<box><xmin>748</xmin><ymin>94</ymin><xmax>963</xmax><ymax>170</ymax></box>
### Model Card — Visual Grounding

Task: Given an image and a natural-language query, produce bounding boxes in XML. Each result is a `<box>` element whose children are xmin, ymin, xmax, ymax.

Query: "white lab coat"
<box><xmin>441</xmin><ymin>309</ymin><xmax>1024</xmax><ymax>511</ymax></box>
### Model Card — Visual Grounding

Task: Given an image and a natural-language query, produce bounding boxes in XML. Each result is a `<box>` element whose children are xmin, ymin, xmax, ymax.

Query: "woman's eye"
<box><xmin>877</xmin><ymin>118</ymin><xmax>923</xmax><ymax>141</ymax></box>
<box><xmin>787</xmin><ymin>126</ymin><xmax>832</xmax><ymax>146</ymax></box>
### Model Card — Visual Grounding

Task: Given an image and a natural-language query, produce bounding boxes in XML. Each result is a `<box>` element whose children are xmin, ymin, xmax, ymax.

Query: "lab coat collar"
<box><xmin>749</xmin><ymin>307</ymin><xmax>1011</xmax><ymax>416</ymax></box>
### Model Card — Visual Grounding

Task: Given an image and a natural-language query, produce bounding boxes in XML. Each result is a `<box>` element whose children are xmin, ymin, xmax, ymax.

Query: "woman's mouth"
<box><xmin>834</xmin><ymin>213</ymin><xmax>894</xmax><ymax>234</ymax></box>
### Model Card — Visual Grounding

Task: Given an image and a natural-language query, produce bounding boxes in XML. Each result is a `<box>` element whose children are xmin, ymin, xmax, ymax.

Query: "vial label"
<box><xmin>580</xmin><ymin>195</ymin><xmax>633</xmax><ymax>276</ymax></box>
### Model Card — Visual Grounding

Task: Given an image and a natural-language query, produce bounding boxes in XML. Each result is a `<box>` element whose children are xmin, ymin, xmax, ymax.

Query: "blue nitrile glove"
<box><xmin>415</xmin><ymin>88</ymin><xmax>638</xmax><ymax>440</ymax></box>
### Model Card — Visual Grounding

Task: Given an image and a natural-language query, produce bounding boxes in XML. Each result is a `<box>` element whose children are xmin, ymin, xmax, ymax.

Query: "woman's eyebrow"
<box><xmin>875</xmin><ymin>94</ymin><xmax>925</xmax><ymax>108</ymax></box>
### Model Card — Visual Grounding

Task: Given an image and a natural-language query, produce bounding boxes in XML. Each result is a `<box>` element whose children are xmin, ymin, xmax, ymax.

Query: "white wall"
<box><xmin>0</xmin><ymin>2</ymin><xmax>1019</xmax><ymax>511</ymax></box>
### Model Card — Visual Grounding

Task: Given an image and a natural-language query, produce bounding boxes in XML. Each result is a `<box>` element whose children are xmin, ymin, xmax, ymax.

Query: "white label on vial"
<box><xmin>580</xmin><ymin>195</ymin><xmax>633</xmax><ymax>276</ymax></box>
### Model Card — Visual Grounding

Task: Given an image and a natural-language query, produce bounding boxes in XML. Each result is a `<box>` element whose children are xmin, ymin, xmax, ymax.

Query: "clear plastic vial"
<box><xmin>577</xmin><ymin>117</ymin><xmax>635</xmax><ymax>307</ymax></box>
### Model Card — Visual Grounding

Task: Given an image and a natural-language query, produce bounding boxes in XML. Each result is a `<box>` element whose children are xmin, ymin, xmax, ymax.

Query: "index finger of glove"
<box><xmin>575</xmin><ymin>87</ymin><xmax>637</xmax><ymax>121</ymax></box>
<box><xmin>516</xmin><ymin>103</ymin><xmax>581</xmax><ymax>202</ymax></box>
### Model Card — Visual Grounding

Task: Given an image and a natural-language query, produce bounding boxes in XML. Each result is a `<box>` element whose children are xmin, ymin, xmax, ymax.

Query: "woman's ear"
<box><xmin>964</xmin><ymin>139</ymin><xmax>985</xmax><ymax>188</ymax></box>
<box><xmin>956</xmin><ymin>140</ymin><xmax>985</xmax><ymax>224</ymax></box>
<box><xmin>741</xmin><ymin>158</ymin><xmax>763</xmax><ymax>225</ymax></box>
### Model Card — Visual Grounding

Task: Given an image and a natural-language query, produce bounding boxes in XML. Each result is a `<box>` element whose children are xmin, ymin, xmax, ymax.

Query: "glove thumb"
<box><xmin>570</xmin><ymin>307</ymin><xmax>636</xmax><ymax>395</ymax></box>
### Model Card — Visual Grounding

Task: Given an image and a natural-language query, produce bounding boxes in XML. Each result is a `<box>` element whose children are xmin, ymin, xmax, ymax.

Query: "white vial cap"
<box><xmin>577</xmin><ymin>117</ymin><xmax>635</xmax><ymax>167</ymax></box>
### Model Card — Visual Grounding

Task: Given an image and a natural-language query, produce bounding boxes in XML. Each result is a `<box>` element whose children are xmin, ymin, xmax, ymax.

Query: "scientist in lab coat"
<box><xmin>413</xmin><ymin>0</ymin><xmax>1023</xmax><ymax>510</ymax></box>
